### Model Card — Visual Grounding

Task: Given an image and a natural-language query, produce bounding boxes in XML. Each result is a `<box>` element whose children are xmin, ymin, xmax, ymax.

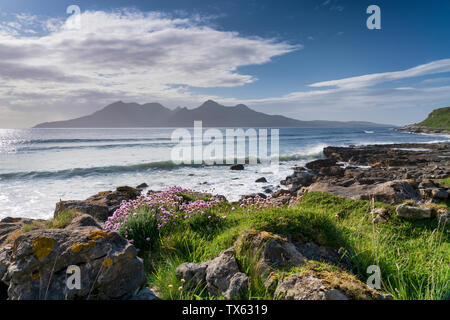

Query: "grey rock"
<box><xmin>224</xmin><ymin>272</ymin><xmax>249</xmax><ymax>300</ymax></box>
<box><xmin>396</xmin><ymin>203</ymin><xmax>432</xmax><ymax>219</ymax></box>
<box><xmin>175</xmin><ymin>262</ymin><xmax>208</xmax><ymax>288</ymax></box>
<box><xmin>54</xmin><ymin>200</ymin><xmax>110</xmax><ymax>222</ymax></box>
<box><xmin>295</xmin><ymin>242</ymin><xmax>352</xmax><ymax>270</ymax></box>
<box><xmin>431</xmin><ymin>189</ymin><xmax>448</xmax><ymax>200</ymax></box>
<box><xmin>54</xmin><ymin>186</ymin><xmax>140</xmax><ymax>222</ymax></box>
<box><xmin>205</xmin><ymin>248</ymin><xmax>241</xmax><ymax>297</ymax></box>
<box><xmin>1</xmin><ymin>227</ymin><xmax>145</xmax><ymax>300</ymax></box>
<box><xmin>274</xmin><ymin>274</ymin><xmax>349</xmax><ymax>300</ymax></box>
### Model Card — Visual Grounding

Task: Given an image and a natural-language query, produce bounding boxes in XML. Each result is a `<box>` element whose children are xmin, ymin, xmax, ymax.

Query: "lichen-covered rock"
<box><xmin>54</xmin><ymin>200</ymin><xmax>109</xmax><ymax>222</ymax></box>
<box><xmin>274</xmin><ymin>274</ymin><xmax>348</xmax><ymax>300</ymax></box>
<box><xmin>54</xmin><ymin>186</ymin><xmax>140</xmax><ymax>222</ymax></box>
<box><xmin>234</xmin><ymin>231</ymin><xmax>306</xmax><ymax>275</ymax></box>
<box><xmin>1</xmin><ymin>226</ymin><xmax>145</xmax><ymax>300</ymax></box>
<box><xmin>274</xmin><ymin>270</ymin><xmax>391</xmax><ymax>300</ymax></box>
<box><xmin>294</xmin><ymin>242</ymin><xmax>352</xmax><ymax>270</ymax></box>
<box><xmin>175</xmin><ymin>248</ymin><xmax>248</xmax><ymax>299</ymax></box>
<box><xmin>304</xmin><ymin>180</ymin><xmax>421</xmax><ymax>205</ymax></box>
<box><xmin>205</xmin><ymin>249</ymin><xmax>248</xmax><ymax>299</ymax></box>
<box><xmin>0</xmin><ymin>217</ymin><xmax>36</xmax><ymax>245</ymax></box>
<box><xmin>396</xmin><ymin>203</ymin><xmax>432</xmax><ymax>219</ymax></box>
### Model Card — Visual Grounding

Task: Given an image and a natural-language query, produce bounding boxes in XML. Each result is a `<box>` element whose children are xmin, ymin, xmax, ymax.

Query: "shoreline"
<box><xmin>397</xmin><ymin>125</ymin><xmax>450</xmax><ymax>135</ymax></box>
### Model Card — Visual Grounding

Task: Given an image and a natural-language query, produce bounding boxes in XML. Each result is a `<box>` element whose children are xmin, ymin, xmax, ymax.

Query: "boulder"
<box><xmin>255</xmin><ymin>177</ymin><xmax>267</xmax><ymax>183</ymax></box>
<box><xmin>396</xmin><ymin>203</ymin><xmax>432</xmax><ymax>219</ymax></box>
<box><xmin>272</xmin><ymin>189</ymin><xmax>291</xmax><ymax>198</ymax></box>
<box><xmin>135</xmin><ymin>183</ymin><xmax>148</xmax><ymax>190</ymax></box>
<box><xmin>305</xmin><ymin>159</ymin><xmax>337</xmax><ymax>173</ymax></box>
<box><xmin>54</xmin><ymin>200</ymin><xmax>109</xmax><ymax>222</ymax></box>
<box><xmin>295</xmin><ymin>242</ymin><xmax>352</xmax><ymax>270</ymax></box>
<box><xmin>304</xmin><ymin>180</ymin><xmax>421</xmax><ymax>205</ymax></box>
<box><xmin>431</xmin><ymin>189</ymin><xmax>448</xmax><ymax>200</ymax></box>
<box><xmin>1</xmin><ymin>227</ymin><xmax>145</xmax><ymax>300</ymax></box>
<box><xmin>205</xmin><ymin>249</ymin><xmax>248</xmax><ymax>299</ymax></box>
<box><xmin>230</xmin><ymin>164</ymin><xmax>244</xmax><ymax>170</ymax></box>
<box><xmin>234</xmin><ymin>231</ymin><xmax>306</xmax><ymax>275</ymax></box>
<box><xmin>274</xmin><ymin>272</ymin><xmax>392</xmax><ymax>300</ymax></box>
<box><xmin>274</xmin><ymin>274</ymin><xmax>348</xmax><ymax>300</ymax></box>
<box><xmin>0</xmin><ymin>217</ymin><xmax>36</xmax><ymax>245</ymax></box>
<box><xmin>54</xmin><ymin>186</ymin><xmax>140</xmax><ymax>222</ymax></box>
<box><xmin>175</xmin><ymin>262</ymin><xmax>208</xmax><ymax>289</ymax></box>
<box><xmin>84</xmin><ymin>186</ymin><xmax>141</xmax><ymax>215</ymax></box>
<box><xmin>175</xmin><ymin>248</ymin><xmax>248</xmax><ymax>299</ymax></box>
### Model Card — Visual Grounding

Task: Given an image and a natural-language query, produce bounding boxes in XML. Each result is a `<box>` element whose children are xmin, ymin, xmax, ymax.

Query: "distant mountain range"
<box><xmin>34</xmin><ymin>100</ymin><xmax>389</xmax><ymax>128</ymax></box>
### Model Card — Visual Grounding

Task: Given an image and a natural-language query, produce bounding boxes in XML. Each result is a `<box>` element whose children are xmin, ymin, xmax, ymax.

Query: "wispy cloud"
<box><xmin>309</xmin><ymin>59</ymin><xmax>450</xmax><ymax>89</ymax></box>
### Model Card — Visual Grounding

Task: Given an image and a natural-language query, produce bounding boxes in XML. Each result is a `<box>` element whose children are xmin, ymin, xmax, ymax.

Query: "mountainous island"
<box><xmin>399</xmin><ymin>106</ymin><xmax>450</xmax><ymax>134</ymax></box>
<box><xmin>34</xmin><ymin>100</ymin><xmax>388</xmax><ymax>128</ymax></box>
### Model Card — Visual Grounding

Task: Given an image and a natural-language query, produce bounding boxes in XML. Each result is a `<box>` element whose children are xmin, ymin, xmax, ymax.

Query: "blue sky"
<box><xmin>0</xmin><ymin>0</ymin><xmax>450</xmax><ymax>127</ymax></box>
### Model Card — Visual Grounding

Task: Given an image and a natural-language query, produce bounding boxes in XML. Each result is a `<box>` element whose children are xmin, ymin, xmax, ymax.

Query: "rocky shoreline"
<box><xmin>0</xmin><ymin>142</ymin><xmax>448</xmax><ymax>300</ymax></box>
<box><xmin>397</xmin><ymin>125</ymin><xmax>450</xmax><ymax>135</ymax></box>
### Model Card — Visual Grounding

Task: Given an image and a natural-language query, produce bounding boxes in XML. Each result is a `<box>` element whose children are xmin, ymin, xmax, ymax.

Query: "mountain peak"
<box><xmin>199</xmin><ymin>100</ymin><xmax>222</xmax><ymax>108</ymax></box>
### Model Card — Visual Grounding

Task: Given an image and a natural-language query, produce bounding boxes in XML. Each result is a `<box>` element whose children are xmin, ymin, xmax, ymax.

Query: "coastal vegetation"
<box><xmin>108</xmin><ymin>188</ymin><xmax>449</xmax><ymax>300</ymax></box>
<box><xmin>417</xmin><ymin>106</ymin><xmax>450</xmax><ymax>130</ymax></box>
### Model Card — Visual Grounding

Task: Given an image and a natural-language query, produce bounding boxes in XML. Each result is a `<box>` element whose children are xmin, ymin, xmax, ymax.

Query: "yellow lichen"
<box><xmin>32</xmin><ymin>237</ymin><xmax>54</xmax><ymax>260</ymax></box>
<box><xmin>102</xmin><ymin>257</ymin><xmax>113</xmax><ymax>268</ymax></box>
<box><xmin>30</xmin><ymin>271</ymin><xmax>41</xmax><ymax>280</ymax></box>
<box><xmin>71</xmin><ymin>240</ymin><xmax>96</xmax><ymax>253</ymax></box>
<box><xmin>88</xmin><ymin>230</ymin><xmax>108</xmax><ymax>240</ymax></box>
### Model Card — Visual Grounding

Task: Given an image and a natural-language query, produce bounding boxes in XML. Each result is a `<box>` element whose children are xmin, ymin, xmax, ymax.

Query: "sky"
<box><xmin>0</xmin><ymin>0</ymin><xmax>450</xmax><ymax>128</ymax></box>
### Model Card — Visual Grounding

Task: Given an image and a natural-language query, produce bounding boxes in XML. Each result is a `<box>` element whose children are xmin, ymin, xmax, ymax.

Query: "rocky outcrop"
<box><xmin>175</xmin><ymin>248</ymin><xmax>248</xmax><ymax>299</ymax></box>
<box><xmin>397</xmin><ymin>125</ymin><xmax>450</xmax><ymax>135</ymax></box>
<box><xmin>282</xmin><ymin>143</ymin><xmax>450</xmax><ymax>204</ymax></box>
<box><xmin>1</xmin><ymin>218</ymin><xmax>145</xmax><ymax>300</ymax></box>
<box><xmin>396</xmin><ymin>203</ymin><xmax>432</xmax><ymax>219</ymax></box>
<box><xmin>234</xmin><ymin>231</ymin><xmax>307</xmax><ymax>275</ymax></box>
<box><xmin>295</xmin><ymin>242</ymin><xmax>352</xmax><ymax>271</ymax></box>
<box><xmin>302</xmin><ymin>180</ymin><xmax>421</xmax><ymax>205</ymax></box>
<box><xmin>0</xmin><ymin>217</ymin><xmax>37</xmax><ymax>245</ymax></box>
<box><xmin>274</xmin><ymin>272</ymin><xmax>391</xmax><ymax>300</ymax></box>
<box><xmin>54</xmin><ymin>186</ymin><xmax>140</xmax><ymax>222</ymax></box>
<box><xmin>274</xmin><ymin>274</ymin><xmax>349</xmax><ymax>300</ymax></box>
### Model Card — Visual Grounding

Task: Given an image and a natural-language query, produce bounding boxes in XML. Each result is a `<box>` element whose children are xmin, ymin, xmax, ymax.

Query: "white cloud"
<box><xmin>309</xmin><ymin>59</ymin><xmax>450</xmax><ymax>89</ymax></box>
<box><xmin>0</xmin><ymin>9</ymin><xmax>299</xmax><ymax>127</ymax></box>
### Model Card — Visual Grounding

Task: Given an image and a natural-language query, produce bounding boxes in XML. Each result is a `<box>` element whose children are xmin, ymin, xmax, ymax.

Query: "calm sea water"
<box><xmin>0</xmin><ymin>127</ymin><xmax>448</xmax><ymax>220</ymax></box>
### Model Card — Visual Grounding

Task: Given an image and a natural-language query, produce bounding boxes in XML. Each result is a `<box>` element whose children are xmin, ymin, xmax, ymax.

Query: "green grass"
<box><xmin>439</xmin><ymin>178</ymin><xmax>450</xmax><ymax>188</ymax></box>
<box><xmin>22</xmin><ymin>209</ymin><xmax>78</xmax><ymax>233</ymax></box>
<box><xmin>417</xmin><ymin>106</ymin><xmax>450</xmax><ymax>130</ymax></box>
<box><xmin>125</xmin><ymin>192</ymin><xmax>449</xmax><ymax>300</ymax></box>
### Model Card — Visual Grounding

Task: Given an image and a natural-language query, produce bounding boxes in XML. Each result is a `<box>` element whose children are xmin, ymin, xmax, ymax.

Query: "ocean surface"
<box><xmin>1</xmin><ymin>127</ymin><xmax>449</xmax><ymax>220</ymax></box>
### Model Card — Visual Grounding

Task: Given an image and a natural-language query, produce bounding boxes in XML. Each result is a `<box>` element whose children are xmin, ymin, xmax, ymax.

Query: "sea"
<box><xmin>0</xmin><ymin>127</ymin><xmax>449</xmax><ymax>220</ymax></box>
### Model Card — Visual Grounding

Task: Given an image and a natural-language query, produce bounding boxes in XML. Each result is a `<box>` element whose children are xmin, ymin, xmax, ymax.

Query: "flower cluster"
<box><xmin>237</xmin><ymin>195</ymin><xmax>280</xmax><ymax>211</ymax></box>
<box><xmin>104</xmin><ymin>186</ymin><xmax>225</xmax><ymax>232</ymax></box>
